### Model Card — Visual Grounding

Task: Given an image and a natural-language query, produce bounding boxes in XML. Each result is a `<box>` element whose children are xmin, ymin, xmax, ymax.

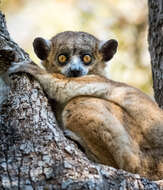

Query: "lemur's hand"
<box><xmin>8</xmin><ymin>60</ymin><xmax>46</xmax><ymax>76</ymax></box>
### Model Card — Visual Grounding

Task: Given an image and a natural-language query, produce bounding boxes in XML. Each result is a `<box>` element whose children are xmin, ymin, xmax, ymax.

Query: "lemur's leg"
<box><xmin>62</xmin><ymin>96</ymin><xmax>141</xmax><ymax>173</ymax></box>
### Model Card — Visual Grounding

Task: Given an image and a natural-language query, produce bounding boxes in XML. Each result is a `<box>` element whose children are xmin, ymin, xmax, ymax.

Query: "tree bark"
<box><xmin>0</xmin><ymin>11</ymin><xmax>162</xmax><ymax>190</ymax></box>
<box><xmin>148</xmin><ymin>0</ymin><xmax>163</xmax><ymax>108</ymax></box>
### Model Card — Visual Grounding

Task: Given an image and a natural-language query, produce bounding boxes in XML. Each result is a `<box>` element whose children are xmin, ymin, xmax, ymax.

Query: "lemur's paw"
<box><xmin>8</xmin><ymin>60</ymin><xmax>30</xmax><ymax>74</ymax></box>
<box><xmin>8</xmin><ymin>60</ymin><xmax>43</xmax><ymax>75</ymax></box>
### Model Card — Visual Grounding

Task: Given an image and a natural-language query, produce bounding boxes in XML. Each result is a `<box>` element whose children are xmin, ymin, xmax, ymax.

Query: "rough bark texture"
<box><xmin>0</xmin><ymin>11</ymin><xmax>162</xmax><ymax>190</ymax></box>
<box><xmin>148</xmin><ymin>0</ymin><xmax>163</xmax><ymax>108</ymax></box>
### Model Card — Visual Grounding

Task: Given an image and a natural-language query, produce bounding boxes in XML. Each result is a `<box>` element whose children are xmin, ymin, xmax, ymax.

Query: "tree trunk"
<box><xmin>0</xmin><ymin>11</ymin><xmax>162</xmax><ymax>190</ymax></box>
<box><xmin>148</xmin><ymin>0</ymin><xmax>163</xmax><ymax>108</ymax></box>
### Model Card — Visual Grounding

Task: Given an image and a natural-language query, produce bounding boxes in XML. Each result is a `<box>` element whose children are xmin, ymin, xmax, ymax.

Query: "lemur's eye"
<box><xmin>58</xmin><ymin>54</ymin><xmax>68</xmax><ymax>65</ymax></box>
<box><xmin>82</xmin><ymin>54</ymin><xmax>92</xmax><ymax>65</ymax></box>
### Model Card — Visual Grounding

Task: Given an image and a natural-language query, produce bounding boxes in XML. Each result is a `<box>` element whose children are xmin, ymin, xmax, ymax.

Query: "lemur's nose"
<box><xmin>68</xmin><ymin>69</ymin><xmax>82</xmax><ymax>77</ymax></box>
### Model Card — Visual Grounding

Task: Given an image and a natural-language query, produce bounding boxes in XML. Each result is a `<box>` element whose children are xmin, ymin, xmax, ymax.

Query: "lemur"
<box><xmin>8</xmin><ymin>31</ymin><xmax>163</xmax><ymax>180</ymax></box>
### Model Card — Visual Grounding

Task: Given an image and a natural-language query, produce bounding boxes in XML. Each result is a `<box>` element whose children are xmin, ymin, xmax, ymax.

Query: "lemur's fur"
<box><xmin>9</xmin><ymin>31</ymin><xmax>163</xmax><ymax>180</ymax></box>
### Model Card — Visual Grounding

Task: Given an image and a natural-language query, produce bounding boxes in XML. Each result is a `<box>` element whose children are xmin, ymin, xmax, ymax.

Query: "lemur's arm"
<box><xmin>8</xmin><ymin>61</ymin><xmax>112</xmax><ymax>104</ymax></box>
<box><xmin>9</xmin><ymin>61</ymin><xmax>160</xmax><ymax>115</ymax></box>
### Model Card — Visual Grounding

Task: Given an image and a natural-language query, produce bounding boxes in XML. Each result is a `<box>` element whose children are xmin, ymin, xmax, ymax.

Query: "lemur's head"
<box><xmin>33</xmin><ymin>31</ymin><xmax>118</xmax><ymax>77</ymax></box>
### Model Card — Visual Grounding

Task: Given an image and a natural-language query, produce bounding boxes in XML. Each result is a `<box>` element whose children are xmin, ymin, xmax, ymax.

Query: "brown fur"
<box><xmin>9</xmin><ymin>31</ymin><xmax>163</xmax><ymax>180</ymax></box>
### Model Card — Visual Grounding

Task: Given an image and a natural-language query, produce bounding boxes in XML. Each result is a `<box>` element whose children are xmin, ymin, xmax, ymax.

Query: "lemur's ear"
<box><xmin>33</xmin><ymin>37</ymin><xmax>51</xmax><ymax>60</ymax></box>
<box><xmin>99</xmin><ymin>39</ymin><xmax>118</xmax><ymax>62</ymax></box>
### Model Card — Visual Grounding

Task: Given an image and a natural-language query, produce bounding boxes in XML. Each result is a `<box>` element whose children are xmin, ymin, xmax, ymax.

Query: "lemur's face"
<box><xmin>33</xmin><ymin>31</ymin><xmax>118</xmax><ymax>77</ymax></box>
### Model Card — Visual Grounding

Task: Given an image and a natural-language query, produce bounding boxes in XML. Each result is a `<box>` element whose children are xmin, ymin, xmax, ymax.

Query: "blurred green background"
<box><xmin>0</xmin><ymin>0</ymin><xmax>152</xmax><ymax>95</ymax></box>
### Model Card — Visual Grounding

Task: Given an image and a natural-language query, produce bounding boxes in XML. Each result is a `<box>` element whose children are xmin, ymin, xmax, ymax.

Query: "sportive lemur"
<box><xmin>8</xmin><ymin>31</ymin><xmax>163</xmax><ymax>180</ymax></box>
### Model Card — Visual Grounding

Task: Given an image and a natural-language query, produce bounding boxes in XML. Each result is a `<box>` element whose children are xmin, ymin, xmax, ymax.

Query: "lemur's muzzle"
<box><xmin>67</xmin><ymin>68</ymin><xmax>82</xmax><ymax>77</ymax></box>
<box><xmin>66</xmin><ymin>56</ymin><xmax>87</xmax><ymax>77</ymax></box>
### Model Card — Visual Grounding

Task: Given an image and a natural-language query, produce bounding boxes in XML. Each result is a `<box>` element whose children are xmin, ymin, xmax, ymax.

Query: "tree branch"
<box><xmin>0</xmin><ymin>11</ymin><xmax>162</xmax><ymax>190</ymax></box>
